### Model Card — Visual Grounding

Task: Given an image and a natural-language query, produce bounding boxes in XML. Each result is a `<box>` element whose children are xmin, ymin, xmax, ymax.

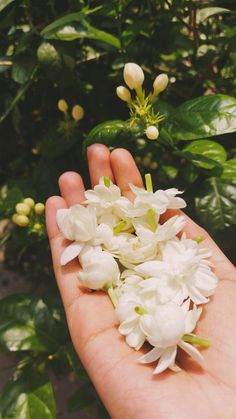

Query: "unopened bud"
<box><xmin>14</xmin><ymin>215</ymin><xmax>29</xmax><ymax>227</ymax></box>
<box><xmin>153</xmin><ymin>74</ymin><xmax>169</xmax><ymax>95</ymax></box>
<box><xmin>12</xmin><ymin>214</ymin><xmax>19</xmax><ymax>223</ymax></box>
<box><xmin>33</xmin><ymin>223</ymin><xmax>41</xmax><ymax>231</ymax></box>
<box><xmin>146</xmin><ymin>126</ymin><xmax>159</xmax><ymax>140</ymax></box>
<box><xmin>116</xmin><ymin>86</ymin><xmax>131</xmax><ymax>102</ymax></box>
<box><xmin>123</xmin><ymin>63</ymin><xmax>144</xmax><ymax>90</ymax></box>
<box><xmin>58</xmin><ymin>99</ymin><xmax>68</xmax><ymax>113</ymax></box>
<box><xmin>16</xmin><ymin>203</ymin><xmax>31</xmax><ymax>216</ymax></box>
<box><xmin>150</xmin><ymin>161</ymin><xmax>158</xmax><ymax>170</ymax></box>
<box><xmin>142</xmin><ymin>156</ymin><xmax>151</xmax><ymax>167</ymax></box>
<box><xmin>35</xmin><ymin>203</ymin><xmax>45</xmax><ymax>215</ymax></box>
<box><xmin>23</xmin><ymin>198</ymin><xmax>35</xmax><ymax>208</ymax></box>
<box><xmin>72</xmin><ymin>104</ymin><xmax>84</xmax><ymax>121</ymax></box>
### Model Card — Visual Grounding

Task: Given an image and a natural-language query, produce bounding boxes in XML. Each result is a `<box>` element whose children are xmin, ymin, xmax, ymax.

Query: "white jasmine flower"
<box><xmin>57</xmin><ymin>205</ymin><xmax>97</xmax><ymax>265</ymax></box>
<box><xmin>123</xmin><ymin>63</ymin><xmax>144</xmax><ymax>90</ymax></box>
<box><xmin>119</xmin><ymin>236</ymin><xmax>157</xmax><ymax>268</ymax></box>
<box><xmin>126</xmin><ymin>184</ymin><xmax>186</xmax><ymax>217</ymax></box>
<box><xmin>84</xmin><ymin>177</ymin><xmax>132</xmax><ymax>219</ymax></box>
<box><xmin>139</xmin><ymin>301</ymin><xmax>203</xmax><ymax>374</ymax></box>
<box><xmin>134</xmin><ymin>215</ymin><xmax>186</xmax><ymax>244</ymax></box>
<box><xmin>78</xmin><ymin>249</ymin><xmax>120</xmax><ymax>290</ymax></box>
<box><xmin>116</xmin><ymin>289</ymin><xmax>156</xmax><ymax>350</ymax></box>
<box><xmin>136</xmin><ymin>238</ymin><xmax>218</xmax><ymax>304</ymax></box>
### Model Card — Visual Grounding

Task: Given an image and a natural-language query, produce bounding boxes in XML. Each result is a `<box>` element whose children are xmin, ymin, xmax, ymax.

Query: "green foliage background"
<box><xmin>0</xmin><ymin>0</ymin><xmax>236</xmax><ymax>417</ymax></box>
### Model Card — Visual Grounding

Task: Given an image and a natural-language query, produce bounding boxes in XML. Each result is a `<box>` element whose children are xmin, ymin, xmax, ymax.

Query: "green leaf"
<box><xmin>83</xmin><ymin>120</ymin><xmax>143</xmax><ymax>155</ymax></box>
<box><xmin>0</xmin><ymin>368</ymin><xmax>56</xmax><ymax>419</ymax></box>
<box><xmin>0</xmin><ymin>294</ymin><xmax>67</xmax><ymax>352</ymax></box>
<box><xmin>0</xmin><ymin>66</ymin><xmax>37</xmax><ymax>124</ymax></box>
<box><xmin>167</xmin><ymin>95</ymin><xmax>236</xmax><ymax>141</ymax></box>
<box><xmin>0</xmin><ymin>0</ymin><xmax>14</xmax><ymax>13</ymax></box>
<box><xmin>41</xmin><ymin>15</ymin><xmax>120</xmax><ymax>48</ymax></box>
<box><xmin>221</xmin><ymin>159</ymin><xmax>236</xmax><ymax>179</ymax></box>
<box><xmin>40</xmin><ymin>12</ymin><xmax>85</xmax><ymax>36</ymax></box>
<box><xmin>196</xmin><ymin>7</ymin><xmax>232</xmax><ymax>24</ymax></box>
<box><xmin>183</xmin><ymin>140</ymin><xmax>227</xmax><ymax>169</ymax></box>
<box><xmin>195</xmin><ymin>178</ymin><xmax>236</xmax><ymax>231</ymax></box>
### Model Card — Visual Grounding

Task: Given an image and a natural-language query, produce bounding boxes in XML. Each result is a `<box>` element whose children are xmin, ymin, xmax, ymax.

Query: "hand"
<box><xmin>46</xmin><ymin>144</ymin><xmax>236</xmax><ymax>419</ymax></box>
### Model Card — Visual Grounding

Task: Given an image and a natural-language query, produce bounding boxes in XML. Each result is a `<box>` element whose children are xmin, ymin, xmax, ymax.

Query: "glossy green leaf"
<box><xmin>195</xmin><ymin>178</ymin><xmax>236</xmax><ymax>231</ymax></box>
<box><xmin>83</xmin><ymin>120</ymin><xmax>143</xmax><ymax>155</ymax></box>
<box><xmin>0</xmin><ymin>295</ymin><xmax>67</xmax><ymax>352</ymax></box>
<box><xmin>166</xmin><ymin>95</ymin><xmax>236</xmax><ymax>141</ymax></box>
<box><xmin>221</xmin><ymin>159</ymin><xmax>236</xmax><ymax>179</ymax></box>
<box><xmin>196</xmin><ymin>7</ymin><xmax>231</xmax><ymax>24</ymax></box>
<box><xmin>42</xmin><ymin>16</ymin><xmax>120</xmax><ymax>48</ymax></box>
<box><xmin>183</xmin><ymin>140</ymin><xmax>227</xmax><ymax>169</ymax></box>
<box><xmin>0</xmin><ymin>0</ymin><xmax>14</xmax><ymax>13</ymax></box>
<box><xmin>0</xmin><ymin>369</ymin><xmax>56</xmax><ymax>419</ymax></box>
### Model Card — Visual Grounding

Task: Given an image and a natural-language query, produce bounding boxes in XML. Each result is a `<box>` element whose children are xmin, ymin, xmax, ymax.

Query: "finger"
<box><xmin>87</xmin><ymin>144</ymin><xmax>114</xmax><ymax>187</ymax></box>
<box><xmin>110</xmin><ymin>148</ymin><xmax>144</xmax><ymax>200</ymax></box>
<box><xmin>59</xmin><ymin>172</ymin><xmax>85</xmax><ymax>206</ymax></box>
<box><xmin>46</xmin><ymin>196</ymin><xmax>83</xmax><ymax>310</ymax></box>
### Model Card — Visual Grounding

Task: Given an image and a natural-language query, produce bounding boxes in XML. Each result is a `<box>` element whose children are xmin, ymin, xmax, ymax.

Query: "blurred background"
<box><xmin>0</xmin><ymin>1</ymin><xmax>236</xmax><ymax>417</ymax></box>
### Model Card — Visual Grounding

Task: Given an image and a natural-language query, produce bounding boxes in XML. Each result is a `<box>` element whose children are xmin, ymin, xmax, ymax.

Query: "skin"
<box><xmin>46</xmin><ymin>144</ymin><xmax>236</xmax><ymax>419</ymax></box>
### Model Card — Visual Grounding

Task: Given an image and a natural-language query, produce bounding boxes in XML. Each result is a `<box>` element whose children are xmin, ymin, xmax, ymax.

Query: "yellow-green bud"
<box><xmin>12</xmin><ymin>214</ymin><xmax>19</xmax><ymax>223</ymax></box>
<box><xmin>33</xmin><ymin>223</ymin><xmax>41</xmax><ymax>231</ymax></box>
<box><xmin>14</xmin><ymin>215</ymin><xmax>29</xmax><ymax>227</ymax></box>
<box><xmin>142</xmin><ymin>156</ymin><xmax>151</xmax><ymax>167</ymax></box>
<box><xmin>58</xmin><ymin>99</ymin><xmax>68</xmax><ymax>113</ymax></box>
<box><xmin>116</xmin><ymin>86</ymin><xmax>131</xmax><ymax>102</ymax></box>
<box><xmin>123</xmin><ymin>63</ymin><xmax>144</xmax><ymax>90</ymax></box>
<box><xmin>23</xmin><ymin>198</ymin><xmax>35</xmax><ymax>208</ymax></box>
<box><xmin>150</xmin><ymin>161</ymin><xmax>158</xmax><ymax>170</ymax></box>
<box><xmin>35</xmin><ymin>203</ymin><xmax>45</xmax><ymax>215</ymax></box>
<box><xmin>71</xmin><ymin>104</ymin><xmax>84</xmax><ymax>121</ymax></box>
<box><xmin>153</xmin><ymin>73</ymin><xmax>169</xmax><ymax>95</ymax></box>
<box><xmin>16</xmin><ymin>203</ymin><xmax>31</xmax><ymax>216</ymax></box>
<box><xmin>146</xmin><ymin>126</ymin><xmax>159</xmax><ymax>140</ymax></box>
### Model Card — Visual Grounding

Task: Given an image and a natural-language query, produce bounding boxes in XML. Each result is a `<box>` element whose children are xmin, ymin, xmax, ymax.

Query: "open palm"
<box><xmin>46</xmin><ymin>144</ymin><xmax>236</xmax><ymax>419</ymax></box>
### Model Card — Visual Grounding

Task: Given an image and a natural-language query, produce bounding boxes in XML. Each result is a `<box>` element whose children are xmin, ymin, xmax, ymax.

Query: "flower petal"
<box><xmin>60</xmin><ymin>242</ymin><xmax>84</xmax><ymax>266</ymax></box>
<box><xmin>178</xmin><ymin>340</ymin><xmax>204</xmax><ymax>367</ymax></box>
<box><xmin>138</xmin><ymin>346</ymin><xmax>164</xmax><ymax>364</ymax></box>
<box><xmin>153</xmin><ymin>346</ymin><xmax>177</xmax><ymax>374</ymax></box>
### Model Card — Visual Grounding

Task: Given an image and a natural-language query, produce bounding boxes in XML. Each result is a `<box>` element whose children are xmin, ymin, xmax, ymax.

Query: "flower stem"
<box><xmin>113</xmin><ymin>220</ymin><xmax>127</xmax><ymax>235</ymax></box>
<box><xmin>194</xmin><ymin>236</ymin><xmax>202</xmax><ymax>244</ymax></box>
<box><xmin>104</xmin><ymin>176</ymin><xmax>111</xmax><ymax>188</ymax></box>
<box><xmin>107</xmin><ymin>287</ymin><xmax>118</xmax><ymax>308</ymax></box>
<box><xmin>182</xmin><ymin>334</ymin><xmax>211</xmax><ymax>348</ymax></box>
<box><xmin>134</xmin><ymin>306</ymin><xmax>147</xmax><ymax>315</ymax></box>
<box><xmin>145</xmin><ymin>173</ymin><xmax>153</xmax><ymax>192</ymax></box>
<box><xmin>147</xmin><ymin>208</ymin><xmax>157</xmax><ymax>232</ymax></box>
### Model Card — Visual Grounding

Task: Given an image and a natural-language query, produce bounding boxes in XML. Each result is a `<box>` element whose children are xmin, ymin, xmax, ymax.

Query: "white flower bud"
<box><xmin>123</xmin><ymin>63</ymin><xmax>144</xmax><ymax>90</ymax></box>
<box><xmin>116</xmin><ymin>86</ymin><xmax>131</xmax><ymax>102</ymax></box>
<box><xmin>153</xmin><ymin>74</ymin><xmax>168</xmax><ymax>95</ymax></box>
<box><xmin>78</xmin><ymin>251</ymin><xmax>120</xmax><ymax>290</ymax></box>
<box><xmin>146</xmin><ymin>126</ymin><xmax>159</xmax><ymax>140</ymax></box>
<box><xmin>16</xmin><ymin>203</ymin><xmax>31</xmax><ymax>216</ymax></box>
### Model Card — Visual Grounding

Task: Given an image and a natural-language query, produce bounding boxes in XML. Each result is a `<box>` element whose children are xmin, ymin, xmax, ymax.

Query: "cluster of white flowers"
<box><xmin>57</xmin><ymin>175</ymin><xmax>218</xmax><ymax>375</ymax></box>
